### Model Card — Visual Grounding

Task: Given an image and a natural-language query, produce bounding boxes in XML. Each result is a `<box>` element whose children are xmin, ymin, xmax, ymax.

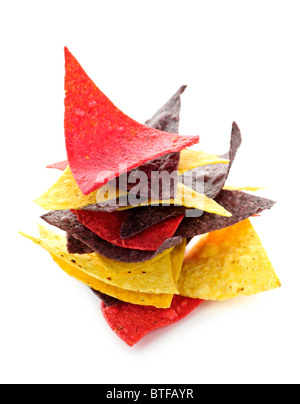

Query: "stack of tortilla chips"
<box><xmin>21</xmin><ymin>48</ymin><xmax>281</xmax><ymax>347</ymax></box>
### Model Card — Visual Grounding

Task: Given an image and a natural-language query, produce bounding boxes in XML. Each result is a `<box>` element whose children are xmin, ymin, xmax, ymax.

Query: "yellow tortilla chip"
<box><xmin>38</xmin><ymin>225</ymin><xmax>64</xmax><ymax>242</ymax></box>
<box><xmin>178</xmin><ymin>219</ymin><xmax>281</xmax><ymax>300</ymax></box>
<box><xmin>38</xmin><ymin>225</ymin><xmax>182</xmax><ymax>308</ymax></box>
<box><xmin>51</xmin><ymin>255</ymin><xmax>173</xmax><ymax>308</ymax></box>
<box><xmin>170</xmin><ymin>239</ymin><xmax>187</xmax><ymax>285</ymax></box>
<box><xmin>178</xmin><ymin>150</ymin><xmax>229</xmax><ymax>175</ymax></box>
<box><xmin>20</xmin><ymin>228</ymin><xmax>178</xmax><ymax>295</ymax></box>
<box><xmin>49</xmin><ymin>240</ymin><xmax>187</xmax><ymax>309</ymax></box>
<box><xmin>38</xmin><ymin>226</ymin><xmax>173</xmax><ymax>272</ymax></box>
<box><xmin>172</xmin><ymin>183</ymin><xmax>231</xmax><ymax>216</ymax></box>
<box><xmin>121</xmin><ymin>183</ymin><xmax>232</xmax><ymax>217</ymax></box>
<box><xmin>34</xmin><ymin>166</ymin><xmax>97</xmax><ymax>210</ymax></box>
<box><xmin>34</xmin><ymin>166</ymin><xmax>128</xmax><ymax>211</ymax></box>
<box><xmin>223</xmin><ymin>185</ymin><xmax>266</xmax><ymax>192</ymax></box>
<box><xmin>35</xmin><ymin>152</ymin><xmax>230</xmax><ymax>213</ymax></box>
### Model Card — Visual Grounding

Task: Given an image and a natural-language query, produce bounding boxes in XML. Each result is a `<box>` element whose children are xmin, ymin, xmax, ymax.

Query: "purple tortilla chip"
<box><xmin>80</xmin><ymin>194</ymin><xmax>140</xmax><ymax>213</ymax></box>
<box><xmin>120</xmin><ymin>206</ymin><xmax>186</xmax><ymax>239</ymax></box>
<box><xmin>116</xmin><ymin>86</ymin><xmax>187</xmax><ymax>199</ymax></box>
<box><xmin>176</xmin><ymin>190</ymin><xmax>275</xmax><ymax>238</ymax></box>
<box><xmin>41</xmin><ymin>211</ymin><xmax>183</xmax><ymax>263</ymax></box>
<box><xmin>117</xmin><ymin>152</ymin><xmax>180</xmax><ymax>200</ymax></box>
<box><xmin>66</xmin><ymin>234</ymin><xmax>93</xmax><ymax>255</ymax></box>
<box><xmin>91</xmin><ymin>289</ymin><xmax>121</xmax><ymax>306</ymax></box>
<box><xmin>145</xmin><ymin>85</ymin><xmax>187</xmax><ymax>133</ymax></box>
<box><xmin>181</xmin><ymin>122</ymin><xmax>242</xmax><ymax>198</ymax></box>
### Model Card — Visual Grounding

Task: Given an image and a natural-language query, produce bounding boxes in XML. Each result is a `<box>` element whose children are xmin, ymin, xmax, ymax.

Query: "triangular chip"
<box><xmin>47</xmin><ymin>161</ymin><xmax>68</xmax><ymax>171</ymax></box>
<box><xmin>223</xmin><ymin>185</ymin><xmax>265</xmax><ymax>192</ymax></box>
<box><xmin>182</xmin><ymin>122</ymin><xmax>242</xmax><ymax>198</ymax></box>
<box><xmin>34</xmin><ymin>166</ymin><xmax>99</xmax><ymax>210</ymax></box>
<box><xmin>51</xmin><ymin>255</ymin><xmax>173</xmax><ymax>308</ymax></box>
<box><xmin>41</xmin><ymin>210</ymin><xmax>182</xmax><ymax>263</ymax></box>
<box><xmin>89</xmin><ymin>183</ymin><xmax>232</xmax><ymax>217</ymax></box>
<box><xmin>115</xmin><ymin>87</ymin><xmax>189</xmax><ymax>199</ymax></box>
<box><xmin>35</xmin><ymin>168</ymin><xmax>231</xmax><ymax>217</ymax></box>
<box><xmin>38</xmin><ymin>226</ymin><xmax>186</xmax><ymax>309</ymax></box>
<box><xmin>101</xmin><ymin>295</ymin><xmax>203</xmax><ymax>346</ymax></box>
<box><xmin>21</xmin><ymin>228</ymin><xmax>179</xmax><ymax>294</ymax></box>
<box><xmin>49</xmin><ymin>89</ymin><xmax>228</xmax><ymax>179</ymax></box>
<box><xmin>73</xmin><ymin>209</ymin><xmax>184</xmax><ymax>251</ymax></box>
<box><xmin>178</xmin><ymin>219</ymin><xmax>281</xmax><ymax>300</ymax></box>
<box><xmin>117</xmin><ymin>152</ymin><xmax>180</xmax><ymax>200</ymax></box>
<box><xmin>145</xmin><ymin>85</ymin><xmax>187</xmax><ymax>133</ymax></box>
<box><xmin>178</xmin><ymin>150</ymin><xmax>228</xmax><ymax>175</ymax></box>
<box><xmin>176</xmin><ymin>190</ymin><xmax>275</xmax><ymax>238</ymax></box>
<box><xmin>37</xmin><ymin>225</ymin><xmax>171</xmax><ymax>270</ymax></box>
<box><xmin>64</xmin><ymin>48</ymin><xmax>199</xmax><ymax>195</ymax></box>
<box><xmin>92</xmin><ymin>290</ymin><xmax>121</xmax><ymax>306</ymax></box>
<box><xmin>66</xmin><ymin>233</ymin><xmax>93</xmax><ymax>254</ymax></box>
<box><xmin>51</xmin><ymin>239</ymin><xmax>186</xmax><ymax>309</ymax></box>
<box><xmin>170</xmin><ymin>239</ymin><xmax>187</xmax><ymax>285</ymax></box>
<box><xmin>47</xmin><ymin>86</ymin><xmax>187</xmax><ymax>182</ymax></box>
<box><xmin>120</xmin><ymin>183</ymin><xmax>232</xmax><ymax>217</ymax></box>
<box><xmin>120</xmin><ymin>206</ymin><xmax>186</xmax><ymax>239</ymax></box>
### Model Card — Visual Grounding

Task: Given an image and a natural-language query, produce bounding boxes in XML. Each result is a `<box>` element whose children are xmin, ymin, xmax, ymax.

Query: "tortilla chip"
<box><xmin>117</xmin><ymin>149</ymin><xmax>228</xmax><ymax>198</ymax></box>
<box><xmin>101</xmin><ymin>295</ymin><xmax>203</xmax><ymax>346</ymax></box>
<box><xmin>174</xmin><ymin>183</ymin><xmax>230</xmax><ymax>215</ymax></box>
<box><xmin>120</xmin><ymin>206</ymin><xmax>186</xmax><ymax>239</ymax></box>
<box><xmin>37</xmin><ymin>227</ymin><xmax>186</xmax><ymax>308</ymax></box>
<box><xmin>178</xmin><ymin>150</ymin><xmax>229</xmax><ymax>175</ymax></box>
<box><xmin>102</xmin><ymin>184</ymin><xmax>232</xmax><ymax>217</ymax></box>
<box><xmin>117</xmin><ymin>152</ymin><xmax>180</xmax><ymax>200</ymax></box>
<box><xmin>51</xmin><ymin>255</ymin><xmax>174</xmax><ymax>308</ymax></box>
<box><xmin>37</xmin><ymin>224</ymin><xmax>64</xmax><ymax>242</ymax></box>
<box><xmin>66</xmin><ymin>233</ymin><xmax>93</xmax><ymax>254</ymax></box>
<box><xmin>124</xmin><ymin>183</ymin><xmax>232</xmax><ymax>217</ymax></box>
<box><xmin>145</xmin><ymin>85</ymin><xmax>187</xmax><ymax>133</ymax></box>
<box><xmin>178</xmin><ymin>219</ymin><xmax>281</xmax><ymax>300</ymax></box>
<box><xmin>73</xmin><ymin>209</ymin><xmax>184</xmax><ymax>252</ymax></box>
<box><xmin>36</xmin><ymin>163</ymin><xmax>227</xmax><ymax>216</ymax></box>
<box><xmin>92</xmin><ymin>240</ymin><xmax>187</xmax><ymax>307</ymax></box>
<box><xmin>34</xmin><ymin>166</ymin><xmax>99</xmax><ymax>211</ymax></box>
<box><xmin>36</xmin><ymin>167</ymin><xmax>231</xmax><ymax>217</ymax></box>
<box><xmin>176</xmin><ymin>190</ymin><xmax>275</xmax><ymax>238</ymax></box>
<box><xmin>47</xmin><ymin>161</ymin><xmax>68</xmax><ymax>171</ymax></box>
<box><xmin>47</xmin><ymin>86</ymin><xmax>188</xmax><ymax>200</ymax></box>
<box><xmin>41</xmin><ymin>226</ymin><xmax>186</xmax><ymax>308</ymax></box>
<box><xmin>41</xmin><ymin>210</ymin><xmax>182</xmax><ymax>263</ymax></box>
<box><xmin>170</xmin><ymin>239</ymin><xmax>187</xmax><ymax>285</ymax></box>
<box><xmin>115</xmin><ymin>84</ymin><xmax>189</xmax><ymax>199</ymax></box>
<box><xmin>21</xmin><ymin>228</ymin><xmax>179</xmax><ymax>295</ymax></box>
<box><xmin>92</xmin><ymin>290</ymin><xmax>121</xmax><ymax>306</ymax></box>
<box><xmin>182</xmin><ymin>122</ymin><xmax>242</xmax><ymax>198</ymax></box>
<box><xmin>38</xmin><ymin>224</ymin><xmax>174</xmax><ymax>272</ymax></box>
<box><xmin>223</xmin><ymin>185</ymin><xmax>265</xmax><ymax>192</ymax></box>
<box><xmin>64</xmin><ymin>48</ymin><xmax>199</xmax><ymax>195</ymax></box>
<box><xmin>116</xmin><ymin>149</ymin><xmax>228</xmax><ymax>200</ymax></box>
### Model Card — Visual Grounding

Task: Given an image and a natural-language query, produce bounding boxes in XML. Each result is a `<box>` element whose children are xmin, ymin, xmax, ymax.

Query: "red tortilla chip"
<box><xmin>101</xmin><ymin>295</ymin><xmax>203</xmax><ymax>346</ymax></box>
<box><xmin>73</xmin><ymin>209</ymin><xmax>184</xmax><ymax>252</ymax></box>
<box><xmin>64</xmin><ymin>48</ymin><xmax>199</xmax><ymax>195</ymax></box>
<box><xmin>47</xmin><ymin>161</ymin><xmax>68</xmax><ymax>171</ymax></box>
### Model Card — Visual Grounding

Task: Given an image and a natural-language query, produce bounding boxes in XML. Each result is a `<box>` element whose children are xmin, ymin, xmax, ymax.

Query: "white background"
<box><xmin>0</xmin><ymin>0</ymin><xmax>299</xmax><ymax>384</ymax></box>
